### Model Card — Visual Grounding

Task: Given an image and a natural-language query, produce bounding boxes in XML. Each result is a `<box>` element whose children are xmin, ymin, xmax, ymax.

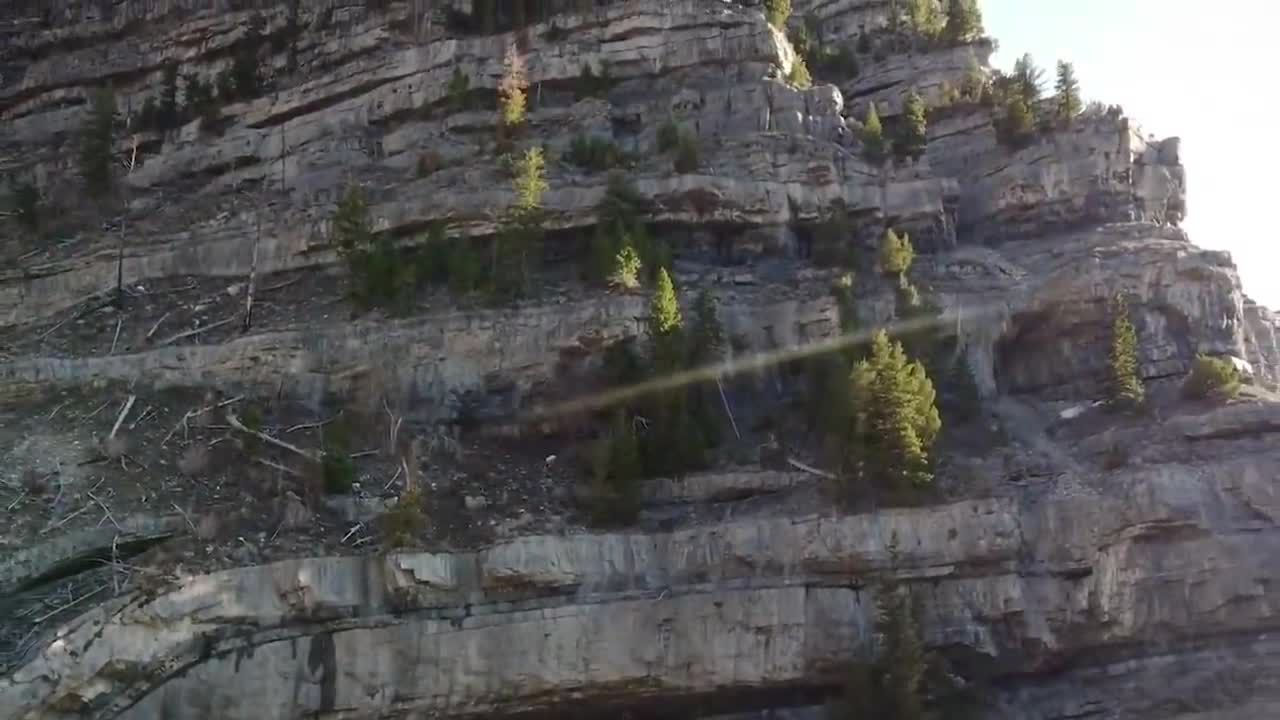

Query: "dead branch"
<box><xmin>243</xmin><ymin>208</ymin><xmax>261</xmax><ymax>333</ymax></box>
<box><xmin>47</xmin><ymin>400</ymin><xmax>71</xmax><ymax>421</ymax></box>
<box><xmin>109</xmin><ymin>395</ymin><xmax>137</xmax><ymax>439</ymax></box>
<box><xmin>33</xmin><ymin>583</ymin><xmax>108</xmax><ymax>623</ymax></box>
<box><xmin>80</xmin><ymin>400</ymin><xmax>111</xmax><ymax>423</ymax></box>
<box><xmin>383</xmin><ymin>463</ymin><xmax>403</xmax><ymax>491</ymax></box>
<box><xmin>786</xmin><ymin>457</ymin><xmax>835</xmax><ymax>480</ymax></box>
<box><xmin>38</xmin><ymin>295</ymin><xmax>115</xmax><ymax>342</ymax></box>
<box><xmin>227</xmin><ymin>411</ymin><xmax>319</xmax><ymax>462</ymax></box>
<box><xmin>262</xmin><ymin>276</ymin><xmax>302</xmax><ymax>293</ymax></box>
<box><xmin>253</xmin><ymin>457</ymin><xmax>303</xmax><ymax>477</ymax></box>
<box><xmin>383</xmin><ymin>398</ymin><xmax>402</xmax><ymax>450</ymax></box>
<box><xmin>111</xmin><ymin>534</ymin><xmax>120</xmax><ymax>594</ymax></box>
<box><xmin>109</xmin><ymin>316</ymin><xmax>123</xmax><ymax>354</ymax></box>
<box><xmin>129</xmin><ymin>405</ymin><xmax>156</xmax><ymax>430</ymax></box>
<box><xmin>6</xmin><ymin>489</ymin><xmax>27</xmax><ymax>512</ymax></box>
<box><xmin>161</xmin><ymin>395</ymin><xmax>244</xmax><ymax>447</ymax></box>
<box><xmin>341</xmin><ymin>523</ymin><xmax>363</xmax><ymax>544</ymax></box>
<box><xmin>145</xmin><ymin>309</ymin><xmax>174</xmax><ymax>340</ymax></box>
<box><xmin>156</xmin><ymin>316</ymin><xmax>236</xmax><ymax>347</ymax></box>
<box><xmin>40</xmin><ymin>503</ymin><xmax>92</xmax><ymax>534</ymax></box>
<box><xmin>16</xmin><ymin>246</ymin><xmax>43</xmax><ymax>263</ymax></box>
<box><xmin>283</xmin><ymin>413</ymin><xmax>340</xmax><ymax>433</ymax></box>
<box><xmin>87</xmin><ymin>490</ymin><xmax>121</xmax><ymax>530</ymax></box>
<box><xmin>716</xmin><ymin>378</ymin><xmax>741</xmax><ymax>441</ymax></box>
<box><xmin>349</xmin><ymin>450</ymin><xmax>378</xmax><ymax>459</ymax></box>
<box><xmin>170</xmin><ymin>502</ymin><xmax>197</xmax><ymax>533</ymax></box>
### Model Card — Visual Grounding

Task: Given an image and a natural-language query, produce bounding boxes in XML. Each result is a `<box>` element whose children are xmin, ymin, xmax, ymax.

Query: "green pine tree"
<box><xmin>159</xmin><ymin>63</ymin><xmax>179</xmax><ymax>129</ymax></box>
<box><xmin>873</xmin><ymin>580</ymin><xmax>928</xmax><ymax>719</ymax></box>
<box><xmin>878</xmin><ymin>228</ymin><xmax>915</xmax><ymax>277</ymax></box>
<box><xmin>897</xmin><ymin>89</ymin><xmax>929</xmax><ymax>160</ymax></box>
<box><xmin>498</xmin><ymin>43</ymin><xmax>528</xmax><ymax>134</ymax></box>
<box><xmin>585</xmin><ymin>411</ymin><xmax>643</xmax><ymax>525</ymax></box>
<box><xmin>843</xmin><ymin>330</ymin><xmax>941</xmax><ymax>498</ymax></box>
<box><xmin>511</xmin><ymin>146</ymin><xmax>547</xmax><ymax>213</ymax></box>
<box><xmin>230</xmin><ymin>17</ymin><xmax>264</xmax><ymax>100</ymax></box>
<box><xmin>649</xmin><ymin>267</ymin><xmax>683</xmax><ymax>343</ymax></box>
<box><xmin>641</xmin><ymin>268</ymin><xmax>710</xmax><ymax>476</ymax></box>
<box><xmin>907</xmin><ymin>0</ymin><xmax>942</xmax><ymax>41</ymax></box>
<box><xmin>689</xmin><ymin>289</ymin><xmax>725</xmax><ymax>368</ymax></box>
<box><xmin>1012</xmin><ymin>53</ymin><xmax>1044</xmax><ymax>106</ymax></box>
<box><xmin>943</xmin><ymin>351</ymin><xmax>982</xmax><ymax>420</ymax></box>
<box><xmin>1108</xmin><ymin>295</ymin><xmax>1145</xmax><ymax>409</ymax></box>
<box><xmin>860</xmin><ymin>102</ymin><xmax>887</xmax><ymax>163</ymax></box>
<box><xmin>960</xmin><ymin>54</ymin><xmax>985</xmax><ymax>101</ymax></box>
<box><xmin>943</xmin><ymin>0</ymin><xmax>983</xmax><ymax>44</ymax></box>
<box><xmin>1054</xmin><ymin>60</ymin><xmax>1083</xmax><ymax>126</ymax></box>
<box><xmin>998</xmin><ymin>94</ymin><xmax>1036</xmax><ymax>147</ymax></box>
<box><xmin>447</xmin><ymin>66</ymin><xmax>470</xmax><ymax>110</ymax></box>
<box><xmin>491</xmin><ymin>147</ymin><xmax>546</xmax><ymax>301</ymax></box>
<box><xmin>788</xmin><ymin>54</ymin><xmax>813</xmax><ymax>89</ymax></box>
<box><xmin>764</xmin><ymin>0</ymin><xmax>791</xmax><ymax>29</ymax></box>
<box><xmin>79</xmin><ymin>87</ymin><xmax>117</xmax><ymax>199</ymax></box>
<box><xmin>8</xmin><ymin>180</ymin><xmax>40</xmax><ymax>233</ymax></box>
<box><xmin>333</xmin><ymin>185</ymin><xmax>398</xmax><ymax>309</ymax></box>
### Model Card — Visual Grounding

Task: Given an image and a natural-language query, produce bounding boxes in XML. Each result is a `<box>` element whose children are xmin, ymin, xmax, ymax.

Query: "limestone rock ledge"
<box><xmin>3</xmin><ymin>402</ymin><xmax>1280</xmax><ymax>718</ymax></box>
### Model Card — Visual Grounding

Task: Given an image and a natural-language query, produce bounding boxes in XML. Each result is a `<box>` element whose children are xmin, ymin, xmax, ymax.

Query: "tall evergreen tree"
<box><xmin>689</xmin><ymin>289</ymin><xmax>725</xmax><ymax>368</ymax></box>
<box><xmin>1011</xmin><ymin>53</ymin><xmax>1044</xmax><ymax>106</ymax></box>
<box><xmin>906</xmin><ymin>0</ymin><xmax>942</xmax><ymax>40</ymax></box>
<box><xmin>688</xmin><ymin>289</ymin><xmax>725</xmax><ymax>447</ymax></box>
<box><xmin>648</xmin><ymin>267</ymin><xmax>683</xmax><ymax>352</ymax></box>
<box><xmin>79</xmin><ymin>87</ymin><xmax>117</xmax><ymax>199</ymax></box>
<box><xmin>844</xmin><ymin>331</ymin><xmax>941</xmax><ymax>497</ymax></box>
<box><xmin>159</xmin><ymin>64</ymin><xmax>179</xmax><ymax>129</ymax></box>
<box><xmin>1108</xmin><ymin>294</ymin><xmax>1145</xmax><ymax>409</ymax></box>
<box><xmin>585</xmin><ymin>411</ymin><xmax>643</xmax><ymax>525</ymax></box>
<box><xmin>860</xmin><ymin>102</ymin><xmax>887</xmax><ymax>163</ymax></box>
<box><xmin>943</xmin><ymin>0</ymin><xmax>982</xmax><ymax>44</ymax></box>
<box><xmin>230</xmin><ymin>17</ymin><xmax>264</xmax><ymax>101</ymax></box>
<box><xmin>498</xmin><ymin>43</ymin><xmax>528</xmax><ymax>133</ymax></box>
<box><xmin>960</xmin><ymin>54</ymin><xmax>985</xmax><ymax>101</ymax></box>
<box><xmin>878</xmin><ymin>228</ymin><xmax>915</xmax><ymax>277</ymax></box>
<box><xmin>897</xmin><ymin>89</ymin><xmax>928</xmax><ymax>160</ymax></box>
<box><xmin>873</xmin><ymin>578</ymin><xmax>928</xmax><ymax>719</ymax></box>
<box><xmin>642</xmin><ymin>269</ymin><xmax>708</xmax><ymax>476</ymax></box>
<box><xmin>998</xmin><ymin>94</ymin><xmax>1035</xmax><ymax>146</ymax></box>
<box><xmin>511</xmin><ymin>146</ymin><xmax>547</xmax><ymax>214</ymax></box>
<box><xmin>764</xmin><ymin>0</ymin><xmax>791</xmax><ymax>29</ymax></box>
<box><xmin>492</xmin><ymin>147</ymin><xmax>547</xmax><ymax>300</ymax></box>
<box><xmin>8</xmin><ymin>180</ymin><xmax>40</xmax><ymax>233</ymax></box>
<box><xmin>1054</xmin><ymin>60</ymin><xmax>1083</xmax><ymax>125</ymax></box>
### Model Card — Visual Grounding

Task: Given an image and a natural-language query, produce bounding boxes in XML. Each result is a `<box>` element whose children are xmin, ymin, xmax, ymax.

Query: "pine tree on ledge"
<box><xmin>1108</xmin><ymin>294</ymin><xmax>1145</xmax><ymax>410</ymax></box>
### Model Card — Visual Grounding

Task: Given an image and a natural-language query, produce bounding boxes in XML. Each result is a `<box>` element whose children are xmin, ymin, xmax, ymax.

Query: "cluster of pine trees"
<box><xmin>983</xmin><ymin>54</ymin><xmax>1083</xmax><ymax>147</ymax></box>
<box><xmin>857</xmin><ymin>90</ymin><xmax>929</xmax><ymax>164</ymax></box>
<box><xmin>332</xmin><ymin>41</ymin><xmax>546</xmax><ymax>312</ymax></box>
<box><xmin>585</xmin><ymin>271</ymin><xmax>727</xmax><ymax>525</ymax></box>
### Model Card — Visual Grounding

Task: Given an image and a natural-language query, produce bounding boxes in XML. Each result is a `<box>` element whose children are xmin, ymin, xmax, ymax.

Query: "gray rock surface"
<box><xmin>2</xmin><ymin>0</ymin><xmax>1279</xmax><ymax>718</ymax></box>
<box><xmin>3</xmin><ymin>402</ymin><xmax>1280</xmax><ymax>718</ymax></box>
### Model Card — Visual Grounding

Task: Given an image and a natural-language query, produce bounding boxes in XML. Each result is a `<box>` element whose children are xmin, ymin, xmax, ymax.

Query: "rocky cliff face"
<box><xmin>2</xmin><ymin>1</ymin><xmax>1279</xmax><ymax>719</ymax></box>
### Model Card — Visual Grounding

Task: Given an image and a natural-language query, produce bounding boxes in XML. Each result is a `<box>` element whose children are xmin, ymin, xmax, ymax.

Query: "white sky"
<box><xmin>982</xmin><ymin>0</ymin><xmax>1278</xmax><ymax>308</ymax></box>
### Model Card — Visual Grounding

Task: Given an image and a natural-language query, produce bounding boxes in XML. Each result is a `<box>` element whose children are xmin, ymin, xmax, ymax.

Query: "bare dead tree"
<box><xmin>280</xmin><ymin>120</ymin><xmax>287</xmax><ymax>193</ymax></box>
<box><xmin>243</xmin><ymin>206</ymin><xmax>261</xmax><ymax>333</ymax></box>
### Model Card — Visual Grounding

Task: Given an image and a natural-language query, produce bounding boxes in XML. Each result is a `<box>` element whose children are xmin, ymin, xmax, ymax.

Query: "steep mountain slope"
<box><xmin>1</xmin><ymin>1</ymin><xmax>1279</xmax><ymax>718</ymax></box>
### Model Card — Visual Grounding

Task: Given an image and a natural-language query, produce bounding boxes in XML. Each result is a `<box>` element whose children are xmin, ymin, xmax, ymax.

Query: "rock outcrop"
<box><xmin>2</xmin><ymin>0</ymin><xmax>1278</xmax><ymax>718</ymax></box>
<box><xmin>4</xmin><ymin>402</ymin><xmax>1280</xmax><ymax>719</ymax></box>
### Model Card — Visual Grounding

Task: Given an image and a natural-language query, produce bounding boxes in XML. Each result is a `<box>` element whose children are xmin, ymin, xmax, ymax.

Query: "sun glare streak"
<box><xmin>519</xmin><ymin>301</ymin><xmax>1004</xmax><ymax>424</ymax></box>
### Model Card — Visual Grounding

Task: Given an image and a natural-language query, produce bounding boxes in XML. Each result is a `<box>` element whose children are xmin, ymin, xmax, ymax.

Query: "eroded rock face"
<box><xmin>3</xmin><ymin>403</ymin><xmax>1280</xmax><ymax>719</ymax></box>
<box><xmin>2</xmin><ymin>0</ymin><xmax>1279</xmax><ymax>718</ymax></box>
